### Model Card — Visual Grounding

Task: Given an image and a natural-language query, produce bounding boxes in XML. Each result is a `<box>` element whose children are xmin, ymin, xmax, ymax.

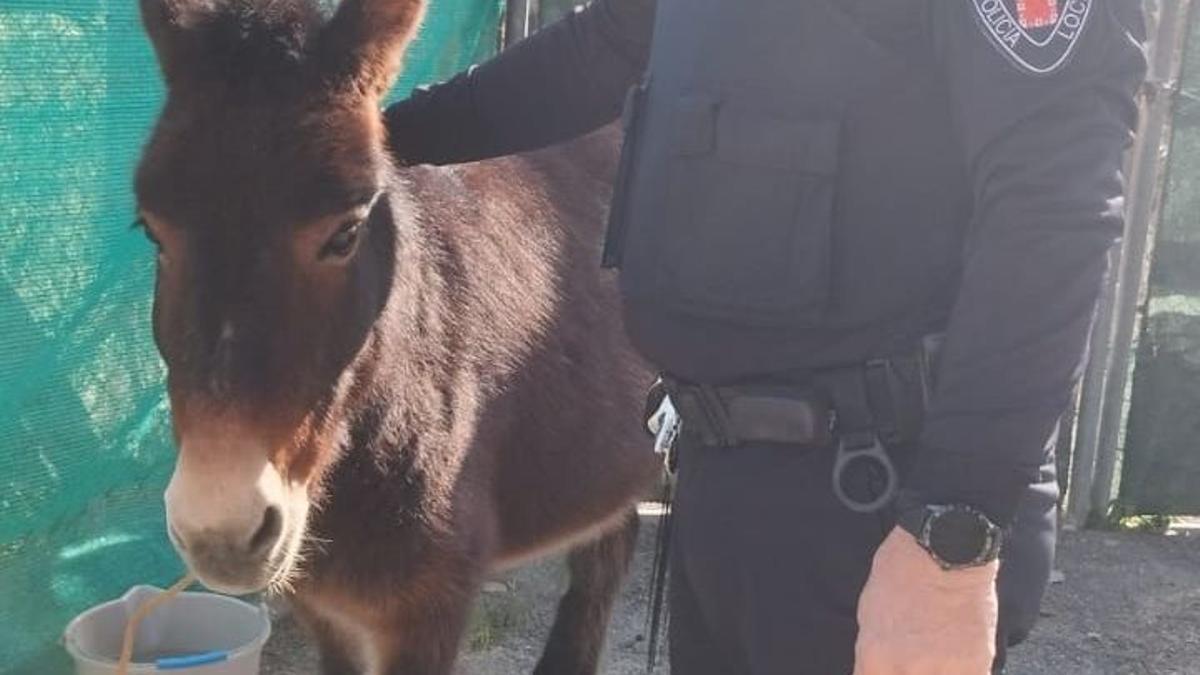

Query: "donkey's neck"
<box><xmin>328</xmin><ymin>158</ymin><xmax>567</xmax><ymax>491</ymax></box>
<box><xmin>335</xmin><ymin>178</ymin><xmax>462</xmax><ymax>467</ymax></box>
<box><xmin>293</xmin><ymin>174</ymin><xmax>478</xmax><ymax>577</ymax></box>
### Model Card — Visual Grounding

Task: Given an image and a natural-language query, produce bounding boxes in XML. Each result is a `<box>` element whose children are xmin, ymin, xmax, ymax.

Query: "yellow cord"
<box><xmin>117</xmin><ymin>573</ymin><xmax>196</xmax><ymax>675</ymax></box>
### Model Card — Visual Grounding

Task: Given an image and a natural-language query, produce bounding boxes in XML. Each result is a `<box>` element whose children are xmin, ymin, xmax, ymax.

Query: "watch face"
<box><xmin>927</xmin><ymin>508</ymin><xmax>990</xmax><ymax>566</ymax></box>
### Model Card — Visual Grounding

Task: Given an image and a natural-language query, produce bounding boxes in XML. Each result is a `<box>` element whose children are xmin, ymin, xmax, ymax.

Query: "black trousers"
<box><xmin>667</xmin><ymin>436</ymin><xmax>1057</xmax><ymax>675</ymax></box>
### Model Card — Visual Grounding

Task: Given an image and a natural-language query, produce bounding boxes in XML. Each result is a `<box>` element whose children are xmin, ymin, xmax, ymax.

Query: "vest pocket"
<box><xmin>648</xmin><ymin>96</ymin><xmax>840</xmax><ymax>326</ymax></box>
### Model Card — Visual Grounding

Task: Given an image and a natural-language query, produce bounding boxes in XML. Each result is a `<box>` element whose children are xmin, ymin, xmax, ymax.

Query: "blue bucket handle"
<box><xmin>156</xmin><ymin>651</ymin><xmax>228</xmax><ymax>670</ymax></box>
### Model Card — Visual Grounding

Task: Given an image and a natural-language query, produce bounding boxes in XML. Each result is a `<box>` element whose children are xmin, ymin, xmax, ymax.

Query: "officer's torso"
<box><xmin>610</xmin><ymin>0</ymin><xmax>972</xmax><ymax>380</ymax></box>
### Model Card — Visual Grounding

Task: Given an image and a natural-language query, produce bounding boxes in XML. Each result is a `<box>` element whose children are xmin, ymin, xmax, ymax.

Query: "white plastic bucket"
<box><xmin>63</xmin><ymin>585</ymin><xmax>271</xmax><ymax>674</ymax></box>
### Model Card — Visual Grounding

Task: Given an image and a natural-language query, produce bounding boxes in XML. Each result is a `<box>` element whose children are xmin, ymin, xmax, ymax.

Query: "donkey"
<box><xmin>134</xmin><ymin>0</ymin><xmax>659</xmax><ymax>672</ymax></box>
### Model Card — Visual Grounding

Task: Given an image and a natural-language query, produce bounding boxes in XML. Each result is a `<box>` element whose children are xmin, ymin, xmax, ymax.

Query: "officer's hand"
<box><xmin>853</xmin><ymin>527</ymin><xmax>998</xmax><ymax>675</ymax></box>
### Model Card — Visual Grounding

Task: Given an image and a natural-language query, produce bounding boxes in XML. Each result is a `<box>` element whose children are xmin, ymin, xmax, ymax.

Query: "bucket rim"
<box><xmin>63</xmin><ymin>586</ymin><xmax>272</xmax><ymax>672</ymax></box>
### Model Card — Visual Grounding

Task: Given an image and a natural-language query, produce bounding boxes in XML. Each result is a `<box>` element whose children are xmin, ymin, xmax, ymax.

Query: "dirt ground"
<box><xmin>261</xmin><ymin>515</ymin><xmax>1200</xmax><ymax>675</ymax></box>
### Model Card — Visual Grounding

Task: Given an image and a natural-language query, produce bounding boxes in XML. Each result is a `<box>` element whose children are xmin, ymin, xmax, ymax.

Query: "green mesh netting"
<box><xmin>1119</xmin><ymin>12</ymin><xmax>1200</xmax><ymax>515</ymax></box>
<box><xmin>0</xmin><ymin>2</ymin><xmax>500</xmax><ymax>672</ymax></box>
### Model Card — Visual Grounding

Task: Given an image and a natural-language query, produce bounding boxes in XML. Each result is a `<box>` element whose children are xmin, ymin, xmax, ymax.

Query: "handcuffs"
<box><xmin>832</xmin><ymin>430</ymin><xmax>899</xmax><ymax>513</ymax></box>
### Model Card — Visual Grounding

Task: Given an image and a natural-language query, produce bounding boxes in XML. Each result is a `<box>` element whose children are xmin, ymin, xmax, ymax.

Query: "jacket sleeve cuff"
<box><xmin>901</xmin><ymin>450</ymin><xmax>1033</xmax><ymax>526</ymax></box>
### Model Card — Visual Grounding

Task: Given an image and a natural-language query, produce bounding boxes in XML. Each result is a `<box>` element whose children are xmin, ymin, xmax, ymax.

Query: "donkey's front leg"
<box><xmin>294</xmin><ymin>578</ymin><xmax>474</xmax><ymax>675</ymax></box>
<box><xmin>291</xmin><ymin>598</ymin><xmax>371</xmax><ymax>675</ymax></box>
<box><xmin>377</xmin><ymin>578</ymin><xmax>477</xmax><ymax>675</ymax></box>
<box><xmin>312</xmin><ymin>624</ymin><xmax>362</xmax><ymax>675</ymax></box>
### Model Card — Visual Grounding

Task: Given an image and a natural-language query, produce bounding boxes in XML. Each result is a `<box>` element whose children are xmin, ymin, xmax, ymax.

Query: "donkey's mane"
<box><xmin>161</xmin><ymin>0</ymin><xmax>326</xmax><ymax>85</ymax></box>
<box><xmin>148</xmin><ymin>0</ymin><xmax>425</xmax><ymax>97</ymax></box>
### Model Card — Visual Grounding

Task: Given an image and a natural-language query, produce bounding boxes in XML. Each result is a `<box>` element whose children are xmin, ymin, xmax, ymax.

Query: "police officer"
<box><xmin>384</xmin><ymin>1</ymin><xmax>1146</xmax><ymax>673</ymax></box>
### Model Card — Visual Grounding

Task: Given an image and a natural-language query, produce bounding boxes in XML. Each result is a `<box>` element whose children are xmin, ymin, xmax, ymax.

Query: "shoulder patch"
<box><xmin>972</xmin><ymin>0</ymin><xmax>1093</xmax><ymax>75</ymax></box>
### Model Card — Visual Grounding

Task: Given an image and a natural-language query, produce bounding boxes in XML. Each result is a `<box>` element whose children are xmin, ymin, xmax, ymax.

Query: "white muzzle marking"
<box><xmin>164</xmin><ymin>436</ymin><xmax>309</xmax><ymax>594</ymax></box>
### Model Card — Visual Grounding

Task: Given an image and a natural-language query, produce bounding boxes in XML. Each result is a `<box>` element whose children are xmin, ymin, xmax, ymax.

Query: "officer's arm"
<box><xmin>384</xmin><ymin>0</ymin><xmax>655</xmax><ymax>166</ymax></box>
<box><xmin>906</xmin><ymin>1</ymin><xmax>1147</xmax><ymax>524</ymax></box>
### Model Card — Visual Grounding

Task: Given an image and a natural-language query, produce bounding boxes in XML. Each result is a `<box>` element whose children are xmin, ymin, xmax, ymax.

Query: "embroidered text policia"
<box><xmin>973</xmin><ymin>0</ymin><xmax>1093</xmax><ymax>74</ymax></box>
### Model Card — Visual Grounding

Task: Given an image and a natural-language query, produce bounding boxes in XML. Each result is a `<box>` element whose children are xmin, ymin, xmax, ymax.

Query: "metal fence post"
<box><xmin>504</xmin><ymin>0</ymin><xmax>541</xmax><ymax>46</ymax></box>
<box><xmin>1066</xmin><ymin>0</ymin><xmax>1194</xmax><ymax>528</ymax></box>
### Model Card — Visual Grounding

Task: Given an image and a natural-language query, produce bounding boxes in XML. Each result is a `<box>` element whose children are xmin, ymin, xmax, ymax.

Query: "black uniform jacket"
<box><xmin>384</xmin><ymin>0</ymin><xmax>1146</xmax><ymax>525</ymax></box>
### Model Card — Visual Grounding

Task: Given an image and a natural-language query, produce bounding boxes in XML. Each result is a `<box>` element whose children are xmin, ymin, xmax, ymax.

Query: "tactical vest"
<box><xmin>604</xmin><ymin>0</ymin><xmax>971</xmax><ymax>355</ymax></box>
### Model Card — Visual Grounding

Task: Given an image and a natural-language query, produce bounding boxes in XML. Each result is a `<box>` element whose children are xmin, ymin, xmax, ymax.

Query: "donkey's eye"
<box><xmin>133</xmin><ymin>216</ymin><xmax>162</xmax><ymax>252</ymax></box>
<box><xmin>320</xmin><ymin>219</ymin><xmax>365</xmax><ymax>260</ymax></box>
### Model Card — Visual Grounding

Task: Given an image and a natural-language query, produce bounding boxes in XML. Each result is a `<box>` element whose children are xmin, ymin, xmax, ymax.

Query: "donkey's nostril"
<box><xmin>248</xmin><ymin>505</ymin><xmax>282</xmax><ymax>554</ymax></box>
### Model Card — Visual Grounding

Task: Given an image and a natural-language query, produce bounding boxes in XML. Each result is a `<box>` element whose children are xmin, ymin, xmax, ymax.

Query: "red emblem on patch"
<box><xmin>1016</xmin><ymin>0</ymin><xmax>1059</xmax><ymax>28</ymax></box>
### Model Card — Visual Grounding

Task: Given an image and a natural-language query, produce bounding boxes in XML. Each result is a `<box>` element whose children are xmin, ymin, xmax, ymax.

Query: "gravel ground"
<box><xmin>261</xmin><ymin>516</ymin><xmax>1200</xmax><ymax>675</ymax></box>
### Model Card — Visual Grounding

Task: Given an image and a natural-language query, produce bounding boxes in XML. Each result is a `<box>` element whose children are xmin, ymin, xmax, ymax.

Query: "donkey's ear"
<box><xmin>139</xmin><ymin>0</ymin><xmax>219</xmax><ymax>86</ymax></box>
<box><xmin>316</xmin><ymin>0</ymin><xmax>426</xmax><ymax>99</ymax></box>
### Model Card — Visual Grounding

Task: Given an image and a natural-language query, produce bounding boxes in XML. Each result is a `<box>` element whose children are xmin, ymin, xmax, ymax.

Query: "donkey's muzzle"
<box><xmin>164</xmin><ymin>443</ymin><xmax>294</xmax><ymax>594</ymax></box>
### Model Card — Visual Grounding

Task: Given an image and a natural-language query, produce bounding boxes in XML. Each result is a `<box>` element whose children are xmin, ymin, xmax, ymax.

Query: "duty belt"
<box><xmin>647</xmin><ymin>335</ymin><xmax>942</xmax><ymax>513</ymax></box>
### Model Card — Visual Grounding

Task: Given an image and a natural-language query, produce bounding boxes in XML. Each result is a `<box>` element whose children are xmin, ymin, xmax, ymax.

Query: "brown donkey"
<box><xmin>134</xmin><ymin>0</ymin><xmax>659</xmax><ymax>672</ymax></box>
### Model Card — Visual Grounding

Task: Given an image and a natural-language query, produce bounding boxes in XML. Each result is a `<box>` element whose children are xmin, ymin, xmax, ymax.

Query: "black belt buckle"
<box><xmin>832</xmin><ymin>430</ymin><xmax>899</xmax><ymax>513</ymax></box>
<box><xmin>658</xmin><ymin>378</ymin><xmax>736</xmax><ymax>449</ymax></box>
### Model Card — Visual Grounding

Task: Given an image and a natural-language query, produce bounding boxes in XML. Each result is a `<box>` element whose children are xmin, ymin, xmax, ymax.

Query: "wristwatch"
<box><xmin>896</xmin><ymin>503</ymin><xmax>1003</xmax><ymax>570</ymax></box>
